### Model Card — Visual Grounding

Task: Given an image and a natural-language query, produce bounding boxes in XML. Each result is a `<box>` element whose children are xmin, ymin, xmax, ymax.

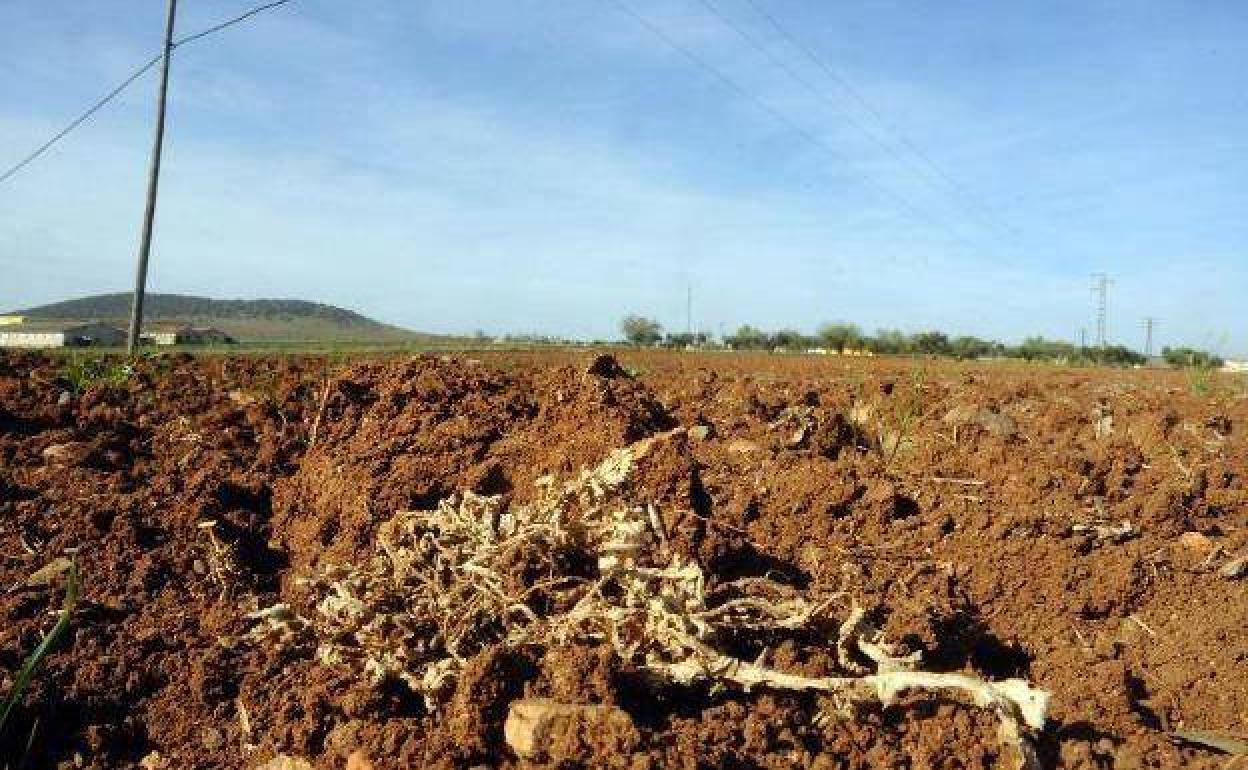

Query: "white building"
<box><xmin>140</xmin><ymin>323</ymin><xmax>236</xmax><ymax>345</ymax></box>
<box><xmin>140</xmin><ymin>322</ymin><xmax>194</xmax><ymax>346</ymax></box>
<box><xmin>0</xmin><ymin>321</ymin><xmax>126</xmax><ymax>349</ymax></box>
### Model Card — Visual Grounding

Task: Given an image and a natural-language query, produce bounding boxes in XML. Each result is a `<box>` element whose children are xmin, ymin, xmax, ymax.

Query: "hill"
<box><xmin>12</xmin><ymin>293</ymin><xmax>435</xmax><ymax>344</ymax></box>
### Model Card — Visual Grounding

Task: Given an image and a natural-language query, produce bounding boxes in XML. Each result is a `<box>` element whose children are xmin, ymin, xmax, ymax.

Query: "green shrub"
<box><xmin>61</xmin><ymin>357</ymin><xmax>134</xmax><ymax>395</ymax></box>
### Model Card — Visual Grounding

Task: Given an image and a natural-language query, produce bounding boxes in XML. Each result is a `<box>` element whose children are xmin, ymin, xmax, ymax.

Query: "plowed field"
<box><xmin>1</xmin><ymin>351</ymin><xmax>1245</xmax><ymax>769</ymax></box>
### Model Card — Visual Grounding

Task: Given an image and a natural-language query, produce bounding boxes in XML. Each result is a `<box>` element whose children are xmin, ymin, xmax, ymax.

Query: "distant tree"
<box><xmin>1162</xmin><ymin>346</ymin><xmax>1223</xmax><ymax>369</ymax></box>
<box><xmin>910</xmin><ymin>330</ymin><xmax>951</xmax><ymax>356</ymax></box>
<box><xmin>950</xmin><ymin>335</ymin><xmax>998</xmax><ymax>360</ymax></box>
<box><xmin>620</xmin><ymin>315</ymin><xmax>663</xmax><ymax>346</ymax></box>
<box><xmin>865</xmin><ymin>329</ymin><xmax>908</xmax><ymax>355</ymax></box>
<box><xmin>1089</xmin><ymin>345</ymin><xmax>1147</xmax><ymax>367</ymax></box>
<box><xmin>724</xmin><ymin>325</ymin><xmax>770</xmax><ymax>350</ymax></box>
<box><xmin>773</xmin><ymin>329</ymin><xmax>813</xmax><ymax>349</ymax></box>
<box><xmin>663</xmin><ymin>332</ymin><xmax>695</xmax><ymax>348</ymax></box>
<box><xmin>1015</xmin><ymin>336</ymin><xmax>1076</xmax><ymax>362</ymax></box>
<box><xmin>769</xmin><ymin>329</ymin><xmax>810</xmax><ymax>352</ymax></box>
<box><xmin>816</xmin><ymin>322</ymin><xmax>862</xmax><ymax>352</ymax></box>
<box><xmin>1011</xmin><ymin>336</ymin><xmax>1144</xmax><ymax>367</ymax></box>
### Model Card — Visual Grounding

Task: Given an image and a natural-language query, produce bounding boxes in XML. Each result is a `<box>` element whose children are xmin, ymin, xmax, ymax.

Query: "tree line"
<box><xmin>618</xmin><ymin>315</ymin><xmax>1223</xmax><ymax>368</ymax></box>
<box><xmin>1161</xmin><ymin>346</ymin><xmax>1224</xmax><ymax>369</ymax></box>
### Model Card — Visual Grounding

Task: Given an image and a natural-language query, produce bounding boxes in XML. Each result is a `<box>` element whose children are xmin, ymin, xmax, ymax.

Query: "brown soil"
<box><xmin>1</xmin><ymin>350</ymin><xmax>1245</xmax><ymax>769</ymax></box>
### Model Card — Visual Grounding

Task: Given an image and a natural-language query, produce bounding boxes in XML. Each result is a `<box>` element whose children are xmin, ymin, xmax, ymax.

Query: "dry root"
<box><xmin>253</xmin><ymin>432</ymin><xmax>1049</xmax><ymax>768</ymax></box>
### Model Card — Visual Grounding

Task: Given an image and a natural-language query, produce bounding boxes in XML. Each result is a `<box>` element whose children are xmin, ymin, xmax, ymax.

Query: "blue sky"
<box><xmin>1</xmin><ymin>1</ymin><xmax>1245</xmax><ymax>353</ymax></box>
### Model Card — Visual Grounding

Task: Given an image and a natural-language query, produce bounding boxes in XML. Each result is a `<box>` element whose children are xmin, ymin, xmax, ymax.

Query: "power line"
<box><xmin>173</xmin><ymin>0</ymin><xmax>294</xmax><ymax>47</ymax></box>
<box><xmin>600</xmin><ymin>0</ymin><xmax>983</xmax><ymax>252</ymax></box>
<box><xmin>0</xmin><ymin>0</ymin><xmax>296</xmax><ymax>187</ymax></box>
<box><xmin>0</xmin><ymin>55</ymin><xmax>163</xmax><ymax>185</ymax></box>
<box><xmin>692</xmin><ymin>0</ymin><xmax>1010</xmax><ymax>250</ymax></box>
<box><xmin>739</xmin><ymin>0</ymin><xmax>1018</xmax><ymax>240</ymax></box>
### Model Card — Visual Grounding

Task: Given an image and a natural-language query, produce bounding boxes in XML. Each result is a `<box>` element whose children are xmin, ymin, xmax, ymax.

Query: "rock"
<box><xmin>255</xmin><ymin>756</ymin><xmax>314</xmax><ymax>770</ymax></box>
<box><xmin>726</xmin><ymin>439</ymin><xmax>763</xmax><ymax>454</ymax></box>
<box><xmin>139</xmin><ymin>752</ymin><xmax>168</xmax><ymax>770</ymax></box>
<box><xmin>1177</xmin><ymin>531</ymin><xmax>1213</xmax><ymax>554</ymax></box>
<box><xmin>941</xmin><ymin>404</ymin><xmax>978</xmax><ymax>425</ymax></box>
<box><xmin>227</xmin><ymin>389</ymin><xmax>258</xmax><ymax>406</ymax></box>
<box><xmin>585</xmin><ymin>354</ymin><xmax>629</xmax><ymax>379</ymax></box>
<box><xmin>689</xmin><ymin>424</ymin><xmax>713</xmax><ymax>441</ymax></box>
<box><xmin>42</xmin><ymin>442</ymin><xmax>88</xmax><ymax>465</ymax></box>
<box><xmin>974</xmin><ymin>409</ymin><xmax>1017</xmax><ymax>438</ymax></box>
<box><xmin>942</xmin><ymin>405</ymin><xmax>1017</xmax><ymax>438</ymax></box>
<box><xmin>57</xmin><ymin>391</ymin><xmax>72</xmax><ymax>406</ymax></box>
<box><xmin>1172</xmin><ymin>531</ymin><xmax>1224</xmax><ymax>571</ymax></box>
<box><xmin>1093</xmin><ymin>413</ymin><xmax>1114</xmax><ymax>441</ymax></box>
<box><xmin>1220</xmin><ymin>551</ymin><xmax>1248</xmax><ymax>579</ymax></box>
<box><xmin>848</xmin><ymin>401</ymin><xmax>873</xmax><ymax>427</ymax></box>
<box><xmin>503</xmin><ymin>698</ymin><xmax>633</xmax><ymax>760</ymax></box>
<box><xmin>200</xmin><ymin>726</ymin><xmax>224</xmax><ymax>750</ymax></box>
<box><xmin>346</xmin><ymin>751</ymin><xmax>375</xmax><ymax>770</ymax></box>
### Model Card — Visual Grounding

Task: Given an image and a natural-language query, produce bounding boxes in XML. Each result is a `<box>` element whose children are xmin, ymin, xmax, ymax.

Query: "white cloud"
<box><xmin>1</xmin><ymin>1</ymin><xmax>1244</xmax><ymax>354</ymax></box>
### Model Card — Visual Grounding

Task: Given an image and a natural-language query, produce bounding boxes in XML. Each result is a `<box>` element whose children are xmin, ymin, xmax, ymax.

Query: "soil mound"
<box><xmin>272</xmin><ymin>355</ymin><xmax>675</xmax><ymax>571</ymax></box>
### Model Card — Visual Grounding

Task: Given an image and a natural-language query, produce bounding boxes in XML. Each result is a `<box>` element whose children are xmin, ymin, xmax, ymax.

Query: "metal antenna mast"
<box><xmin>686</xmin><ymin>283</ymin><xmax>692</xmax><ymax>337</ymax></box>
<box><xmin>1090</xmin><ymin>273</ymin><xmax>1112</xmax><ymax>347</ymax></box>
<box><xmin>1142</xmin><ymin>317</ymin><xmax>1159</xmax><ymax>357</ymax></box>
<box><xmin>126</xmin><ymin>0</ymin><xmax>179</xmax><ymax>354</ymax></box>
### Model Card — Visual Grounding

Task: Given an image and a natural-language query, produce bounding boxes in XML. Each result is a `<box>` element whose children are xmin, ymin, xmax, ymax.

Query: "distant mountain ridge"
<box><xmin>12</xmin><ymin>293</ymin><xmax>429</xmax><ymax>343</ymax></box>
<box><xmin>16</xmin><ymin>293</ymin><xmax>384</xmax><ymax>325</ymax></box>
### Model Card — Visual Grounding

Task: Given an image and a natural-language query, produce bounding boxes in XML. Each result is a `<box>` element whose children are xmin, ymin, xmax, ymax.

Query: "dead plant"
<box><xmin>251</xmin><ymin>433</ymin><xmax>1049</xmax><ymax>769</ymax></box>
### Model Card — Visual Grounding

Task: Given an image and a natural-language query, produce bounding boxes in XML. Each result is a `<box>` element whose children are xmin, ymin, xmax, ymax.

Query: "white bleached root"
<box><xmin>653</xmin><ymin>641</ymin><xmax>1047</xmax><ymax>770</ymax></box>
<box><xmin>250</xmin><ymin>431</ymin><xmax>1049</xmax><ymax>768</ymax></box>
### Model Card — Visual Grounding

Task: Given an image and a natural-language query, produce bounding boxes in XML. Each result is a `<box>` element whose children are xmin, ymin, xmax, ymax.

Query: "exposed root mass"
<box><xmin>265</xmin><ymin>432</ymin><xmax>1049</xmax><ymax>768</ymax></box>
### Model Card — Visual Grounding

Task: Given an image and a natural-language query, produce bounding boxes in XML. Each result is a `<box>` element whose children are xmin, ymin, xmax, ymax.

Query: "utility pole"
<box><xmin>1079</xmin><ymin>328</ymin><xmax>1087</xmax><ymax>348</ymax></box>
<box><xmin>1142</xmin><ymin>317</ymin><xmax>1159</xmax><ymax>357</ymax></box>
<box><xmin>1090</xmin><ymin>273</ymin><xmax>1111</xmax><ymax>347</ymax></box>
<box><xmin>685</xmin><ymin>283</ymin><xmax>692</xmax><ymax>337</ymax></box>
<box><xmin>126</xmin><ymin>0</ymin><xmax>179</xmax><ymax>354</ymax></box>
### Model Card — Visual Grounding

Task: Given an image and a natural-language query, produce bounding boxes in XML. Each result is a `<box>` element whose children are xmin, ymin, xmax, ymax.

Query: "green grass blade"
<box><xmin>0</xmin><ymin>563</ymin><xmax>79</xmax><ymax>737</ymax></box>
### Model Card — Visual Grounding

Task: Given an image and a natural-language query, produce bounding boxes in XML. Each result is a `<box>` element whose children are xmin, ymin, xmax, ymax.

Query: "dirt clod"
<box><xmin>585</xmin><ymin>353</ymin><xmax>630</xmax><ymax>379</ymax></box>
<box><xmin>503</xmin><ymin>698</ymin><xmax>635</xmax><ymax>760</ymax></box>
